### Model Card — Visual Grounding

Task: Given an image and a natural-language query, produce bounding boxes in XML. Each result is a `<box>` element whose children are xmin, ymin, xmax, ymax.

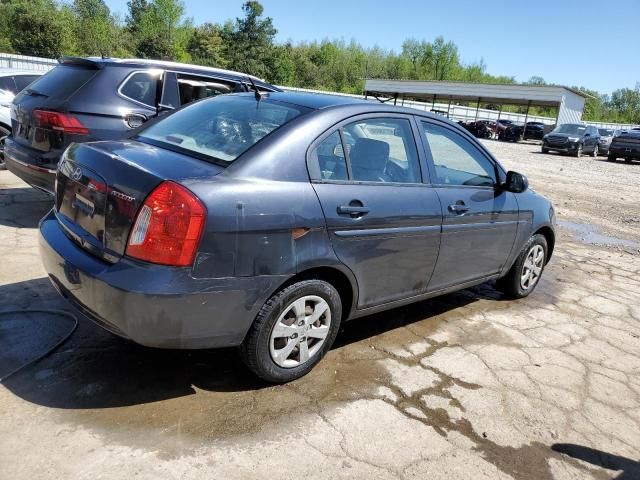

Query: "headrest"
<box><xmin>349</xmin><ymin>138</ymin><xmax>389</xmax><ymax>171</ymax></box>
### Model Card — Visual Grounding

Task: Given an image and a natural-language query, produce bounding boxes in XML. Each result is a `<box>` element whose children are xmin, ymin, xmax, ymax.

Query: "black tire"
<box><xmin>591</xmin><ymin>145</ymin><xmax>598</xmax><ymax>157</ymax></box>
<box><xmin>607</xmin><ymin>155</ymin><xmax>616</xmax><ymax>162</ymax></box>
<box><xmin>625</xmin><ymin>158</ymin><xmax>633</xmax><ymax>163</ymax></box>
<box><xmin>496</xmin><ymin>234</ymin><xmax>548</xmax><ymax>299</ymax></box>
<box><xmin>574</xmin><ymin>144</ymin><xmax>583</xmax><ymax>158</ymax></box>
<box><xmin>0</xmin><ymin>125</ymin><xmax>10</xmax><ymax>170</ymax></box>
<box><xmin>240</xmin><ymin>280</ymin><xmax>342</xmax><ymax>383</ymax></box>
<box><xmin>541</xmin><ymin>147</ymin><xmax>549</xmax><ymax>154</ymax></box>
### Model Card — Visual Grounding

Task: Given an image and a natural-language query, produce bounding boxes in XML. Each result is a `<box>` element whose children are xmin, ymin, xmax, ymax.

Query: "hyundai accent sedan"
<box><xmin>39</xmin><ymin>91</ymin><xmax>556</xmax><ymax>383</ymax></box>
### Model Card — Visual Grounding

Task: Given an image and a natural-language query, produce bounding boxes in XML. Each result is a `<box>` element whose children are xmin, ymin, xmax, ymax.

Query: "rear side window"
<box><xmin>21</xmin><ymin>65</ymin><xmax>96</xmax><ymax>99</ymax></box>
<box><xmin>309</xmin><ymin>131</ymin><xmax>348</xmax><ymax>181</ymax></box>
<box><xmin>120</xmin><ymin>71</ymin><xmax>159</xmax><ymax>107</ymax></box>
<box><xmin>14</xmin><ymin>75</ymin><xmax>40</xmax><ymax>92</ymax></box>
<box><xmin>177</xmin><ymin>74</ymin><xmax>234</xmax><ymax>105</ymax></box>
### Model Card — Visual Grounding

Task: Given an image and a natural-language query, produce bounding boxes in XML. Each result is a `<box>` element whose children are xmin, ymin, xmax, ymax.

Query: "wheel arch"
<box><xmin>534</xmin><ymin>225</ymin><xmax>555</xmax><ymax>263</ymax></box>
<box><xmin>274</xmin><ymin>266</ymin><xmax>357</xmax><ymax>322</ymax></box>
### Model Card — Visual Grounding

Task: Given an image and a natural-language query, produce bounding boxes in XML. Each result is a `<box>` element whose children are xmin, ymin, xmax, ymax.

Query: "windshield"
<box><xmin>598</xmin><ymin>128</ymin><xmax>614</xmax><ymax>136</ymax></box>
<box><xmin>137</xmin><ymin>95</ymin><xmax>306</xmax><ymax>164</ymax></box>
<box><xmin>554</xmin><ymin>124</ymin><xmax>586</xmax><ymax>135</ymax></box>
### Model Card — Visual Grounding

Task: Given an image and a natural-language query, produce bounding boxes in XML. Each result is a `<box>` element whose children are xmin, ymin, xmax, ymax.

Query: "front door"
<box><xmin>418</xmin><ymin>119</ymin><xmax>519</xmax><ymax>291</ymax></box>
<box><xmin>308</xmin><ymin>116</ymin><xmax>442</xmax><ymax>309</ymax></box>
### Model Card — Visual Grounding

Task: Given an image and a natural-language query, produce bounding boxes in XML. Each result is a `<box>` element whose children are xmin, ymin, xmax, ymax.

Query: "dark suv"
<box><xmin>542</xmin><ymin>124</ymin><xmax>600</xmax><ymax>157</ymax></box>
<box><xmin>4</xmin><ymin>57</ymin><xmax>278</xmax><ymax>194</ymax></box>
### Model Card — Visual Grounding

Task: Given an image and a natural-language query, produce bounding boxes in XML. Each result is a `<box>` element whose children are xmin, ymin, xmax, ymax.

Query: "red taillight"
<box><xmin>126</xmin><ymin>181</ymin><xmax>206</xmax><ymax>267</ymax></box>
<box><xmin>32</xmin><ymin>109</ymin><xmax>89</xmax><ymax>135</ymax></box>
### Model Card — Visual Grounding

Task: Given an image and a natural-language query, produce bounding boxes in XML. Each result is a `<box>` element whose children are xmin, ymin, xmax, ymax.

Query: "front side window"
<box><xmin>120</xmin><ymin>71</ymin><xmax>159</xmax><ymax>107</ymax></box>
<box><xmin>0</xmin><ymin>76</ymin><xmax>15</xmax><ymax>94</ymax></box>
<box><xmin>137</xmin><ymin>95</ymin><xmax>306</xmax><ymax>164</ymax></box>
<box><xmin>421</xmin><ymin>121</ymin><xmax>496</xmax><ymax>187</ymax></box>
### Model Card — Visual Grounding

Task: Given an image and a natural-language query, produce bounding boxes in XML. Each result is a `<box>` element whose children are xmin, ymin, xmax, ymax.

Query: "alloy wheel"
<box><xmin>520</xmin><ymin>245</ymin><xmax>545</xmax><ymax>291</ymax></box>
<box><xmin>269</xmin><ymin>295</ymin><xmax>331</xmax><ymax>368</ymax></box>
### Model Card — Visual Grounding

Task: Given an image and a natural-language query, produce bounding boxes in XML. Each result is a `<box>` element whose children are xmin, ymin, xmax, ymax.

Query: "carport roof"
<box><xmin>364</xmin><ymin>79</ymin><xmax>590</xmax><ymax>107</ymax></box>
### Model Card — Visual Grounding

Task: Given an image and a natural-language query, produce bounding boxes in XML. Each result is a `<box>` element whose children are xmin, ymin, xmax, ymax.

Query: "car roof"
<box><xmin>59</xmin><ymin>56</ymin><xmax>275</xmax><ymax>88</ymax></box>
<box><xmin>265</xmin><ymin>91</ymin><xmax>371</xmax><ymax>109</ymax></box>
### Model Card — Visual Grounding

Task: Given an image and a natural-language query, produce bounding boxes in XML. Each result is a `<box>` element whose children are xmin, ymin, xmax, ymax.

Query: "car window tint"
<box><xmin>421</xmin><ymin>121</ymin><xmax>496</xmax><ymax>187</ymax></box>
<box><xmin>120</xmin><ymin>71</ymin><xmax>158</xmax><ymax>107</ymax></box>
<box><xmin>0</xmin><ymin>76</ymin><xmax>16</xmax><ymax>94</ymax></box>
<box><xmin>342</xmin><ymin>118</ymin><xmax>420</xmax><ymax>183</ymax></box>
<box><xmin>309</xmin><ymin>131</ymin><xmax>348</xmax><ymax>181</ymax></box>
<box><xmin>177</xmin><ymin>74</ymin><xmax>235</xmax><ymax>105</ymax></box>
<box><xmin>13</xmin><ymin>75</ymin><xmax>39</xmax><ymax>92</ymax></box>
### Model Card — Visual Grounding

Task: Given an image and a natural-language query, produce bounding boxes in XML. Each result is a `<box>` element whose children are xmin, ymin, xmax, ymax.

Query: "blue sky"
<box><xmin>104</xmin><ymin>0</ymin><xmax>639</xmax><ymax>95</ymax></box>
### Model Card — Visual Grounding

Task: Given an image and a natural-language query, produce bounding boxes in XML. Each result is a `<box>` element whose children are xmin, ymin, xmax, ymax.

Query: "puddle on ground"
<box><xmin>558</xmin><ymin>220</ymin><xmax>639</xmax><ymax>249</ymax></box>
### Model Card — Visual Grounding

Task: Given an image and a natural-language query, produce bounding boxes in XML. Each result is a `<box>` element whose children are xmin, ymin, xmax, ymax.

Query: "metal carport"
<box><xmin>364</xmin><ymin>79</ymin><xmax>589</xmax><ymax>127</ymax></box>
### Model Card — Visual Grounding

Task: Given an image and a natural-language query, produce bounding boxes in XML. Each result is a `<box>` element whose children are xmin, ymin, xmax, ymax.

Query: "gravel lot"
<box><xmin>1</xmin><ymin>140</ymin><xmax>639</xmax><ymax>480</ymax></box>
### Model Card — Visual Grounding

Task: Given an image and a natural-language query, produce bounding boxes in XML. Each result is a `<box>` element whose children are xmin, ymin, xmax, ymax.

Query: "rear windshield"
<box><xmin>21</xmin><ymin>65</ymin><xmax>96</xmax><ymax>99</ymax></box>
<box><xmin>598</xmin><ymin>128</ymin><xmax>614</xmax><ymax>136</ymax></box>
<box><xmin>137</xmin><ymin>95</ymin><xmax>307</xmax><ymax>164</ymax></box>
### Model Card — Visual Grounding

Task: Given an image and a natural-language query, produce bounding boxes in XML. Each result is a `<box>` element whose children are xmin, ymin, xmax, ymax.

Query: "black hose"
<box><xmin>0</xmin><ymin>309</ymin><xmax>78</xmax><ymax>383</ymax></box>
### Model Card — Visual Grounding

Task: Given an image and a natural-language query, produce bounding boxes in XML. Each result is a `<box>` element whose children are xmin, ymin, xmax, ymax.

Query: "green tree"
<box><xmin>5</xmin><ymin>0</ymin><xmax>65</xmax><ymax>57</ymax></box>
<box><xmin>71</xmin><ymin>0</ymin><xmax>117</xmax><ymax>56</ymax></box>
<box><xmin>133</xmin><ymin>0</ymin><xmax>192</xmax><ymax>60</ymax></box>
<box><xmin>224</xmin><ymin>1</ymin><xmax>277</xmax><ymax>78</ymax></box>
<box><xmin>187</xmin><ymin>22</ymin><xmax>226</xmax><ymax>67</ymax></box>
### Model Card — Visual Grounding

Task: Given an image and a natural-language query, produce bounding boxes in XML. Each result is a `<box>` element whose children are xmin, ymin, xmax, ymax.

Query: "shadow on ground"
<box><xmin>0</xmin><ymin>187</ymin><xmax>52</xmax><ymax>228</ymax></box>
<box><xmin>0</xmin><ymin>276</ymin><xmax>496</xmax><ymax>410</ymax></box>
<box><xmin>553</xmin><ymin>443</ymin><xmax>640</xmax><ymax>479</ymax></box>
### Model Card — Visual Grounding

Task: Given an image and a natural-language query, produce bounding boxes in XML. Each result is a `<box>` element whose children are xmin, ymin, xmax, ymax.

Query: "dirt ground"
<box><xmin>1</xmin><ymin>141</ymin><xmax>639</xmax><ymax>480</ymax></box>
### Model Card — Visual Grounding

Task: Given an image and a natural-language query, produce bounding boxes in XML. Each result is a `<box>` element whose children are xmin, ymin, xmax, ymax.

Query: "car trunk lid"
<box><xmin>55</xmin><ymin>140</ymin><xmax>224</xmax><ymax>262</ymax></box>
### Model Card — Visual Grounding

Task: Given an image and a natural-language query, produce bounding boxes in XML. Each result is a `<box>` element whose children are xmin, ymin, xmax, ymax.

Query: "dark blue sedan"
<box><xmin>39</xmin><ymin>91</ymin><xmax>556</xmax><ymax>382</ymax></box>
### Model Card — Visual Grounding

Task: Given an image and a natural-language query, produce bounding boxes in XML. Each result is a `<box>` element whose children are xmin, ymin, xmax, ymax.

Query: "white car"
<box><xmin>0</xmin><ymin>69</ymin><xmax>43</xmax><ymax>169</ymax></box>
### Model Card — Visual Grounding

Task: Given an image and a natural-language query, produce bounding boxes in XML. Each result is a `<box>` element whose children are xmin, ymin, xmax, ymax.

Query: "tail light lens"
<box><xmin>126</xmin><ymin>181</ymin><xmax>206</xmax><ymax>267</ymax></box>
<box><xmin>33</xmin><ymin>109</ymin><xmax>89</xmax><ymax>135</ymax></box>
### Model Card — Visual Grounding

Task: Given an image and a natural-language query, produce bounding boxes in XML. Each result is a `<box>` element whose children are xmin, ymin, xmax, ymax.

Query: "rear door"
<box><xmin>418</xmin><ymin>119</ymin><xmax>519</xmax><ymax>291</ymax></box>
<box><xmin>309</xmin><ymin>114</ymin><xmax>443</xmax><ymax>309</ymax></box>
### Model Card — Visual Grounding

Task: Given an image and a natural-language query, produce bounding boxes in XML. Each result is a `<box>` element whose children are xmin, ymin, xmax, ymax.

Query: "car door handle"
<box><xmin>448</xmin><ymin>203</ymin><xmax>469</xmax><ymax>214</ymax></box>
<box><xmin>337</xmin><ymin>205</ymin><xmax>370</xmax><ymax>218</ymax></box>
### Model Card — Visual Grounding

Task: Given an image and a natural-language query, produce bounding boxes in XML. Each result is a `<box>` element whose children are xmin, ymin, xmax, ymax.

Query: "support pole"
<box><xmin>474</xmin><ymin>97</ymin><xmax>481</xmax><ymax>122</ymax></box>
<box><xmin>521</xmin><ymin>100</ymin><xmax>531</xmax><ymax>141</ymax></box>
<box><xmin>393</xmin><ymin>93</ymin><xmax>398</xmax><ymax>106</ymax></box>
<box><xmin>496</xmin><ymin>105</ymin><xmax>503</xmax><ymax>139</ymax></box>
<box><xmin>432</xmin><ymin>95</ymin><xmax>436</xmax><ymax>112</ymax></box>
<box><xmin>447</xmin><ymin>97</ymin><xmax>452</xmax><ymax>119</ymax></box>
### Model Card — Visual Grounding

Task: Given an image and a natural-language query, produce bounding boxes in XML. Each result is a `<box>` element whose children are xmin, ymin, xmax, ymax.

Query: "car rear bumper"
<box><xmin>609</xmin><ymin>145</ymin><xmax>640</xmax><ymax>159</ymax></box>
<box><xmin>4</xmin><ymin>137</ymin><xmax>56</xmax><ymax>194</ymax></box>
<box><xmin>39</xmin><ymin>210</ymin><xmax>289</xmax><ymax>349</ymax></box>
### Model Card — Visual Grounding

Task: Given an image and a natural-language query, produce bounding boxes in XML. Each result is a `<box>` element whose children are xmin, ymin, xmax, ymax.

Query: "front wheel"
<box><xmin>240</xmin><ymin>280</ymin><xmax>342</xmax><ymax>383</ymax></box>
<box><xmin>542</xmin><ymin>147</ymin><xmax>549</xmax><ymax>154</ymax></box>
<box><xmin>496</xmin><ymin>234</ymin><xmax>548</xmax><ymax>299</ymax></box>
<box><xmin>0</xmin><ymin>125</ymin><xmax>10</xmax><ymax>170</ymax></box>
<box><xmin>591</xmin><ymin>145</ymin><xmax>599</xmax><ymax>157</ymax></box>
<box><xmin>574</xmin><ymin>144</ymin><xmax>583</xmax><ymax>158</ymax></box>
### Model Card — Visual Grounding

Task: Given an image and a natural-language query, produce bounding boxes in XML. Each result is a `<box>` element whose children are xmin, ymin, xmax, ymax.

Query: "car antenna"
<box><xmin>246</xmin><ymin>76</ymin><xmax>266</xmax><ymax>101</ymax></box>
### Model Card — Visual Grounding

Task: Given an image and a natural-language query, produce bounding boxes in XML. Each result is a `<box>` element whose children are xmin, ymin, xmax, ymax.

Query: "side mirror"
<box><xmin>504</xmin><ymin>171</ymin><xmax>528</xmax><ymax>193</ymax></box>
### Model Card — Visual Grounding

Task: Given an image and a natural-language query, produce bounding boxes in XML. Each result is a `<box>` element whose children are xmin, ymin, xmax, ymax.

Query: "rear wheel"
<box><xmin>496</xmin><ymin>234</ymin><xmax>548</xmax><ymax>299</ymax></box>
<box><xmin>541</xmin><ymin>147</ymin><xmax>549</xmax><ymax>154</ymax></box>
<box><xmin>0</xmin><ymin>125</ymin><xmax>10</xmax><ymax>170</ymax></box>
<box><xmin>240</xmin><ymin>280</ymin><xmax>342</xmax><ymax>383</ymax></box>
<box><xmin>607</xmin><ymin>155</ymin><xmax>616</xmax><ymax>162</ymax></box>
